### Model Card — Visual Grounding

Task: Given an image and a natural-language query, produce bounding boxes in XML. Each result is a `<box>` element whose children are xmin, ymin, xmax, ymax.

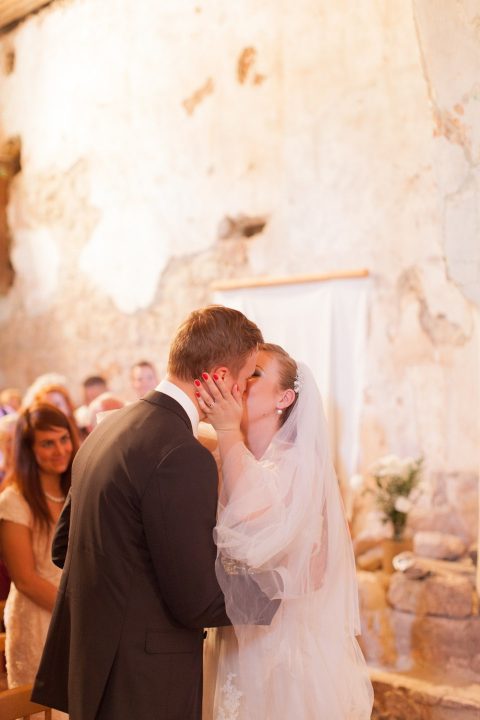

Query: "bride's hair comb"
<box><xmin>293</xmin><ymin>368</ymin><xmax>304</xmax><ymax>394</ymax></box>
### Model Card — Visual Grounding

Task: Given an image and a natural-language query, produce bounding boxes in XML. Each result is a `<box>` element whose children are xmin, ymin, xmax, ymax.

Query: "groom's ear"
<box><xmin>211</xmin><ymin>366</ymin><xmax>228</xmax><ymax>381</ymax></box>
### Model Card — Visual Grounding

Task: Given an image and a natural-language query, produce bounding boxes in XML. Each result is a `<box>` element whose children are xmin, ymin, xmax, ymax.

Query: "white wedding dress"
<box><xmin>203</xmin><ymin>364</ymin><xmax>373</xmax><ymax>720</ymax></box>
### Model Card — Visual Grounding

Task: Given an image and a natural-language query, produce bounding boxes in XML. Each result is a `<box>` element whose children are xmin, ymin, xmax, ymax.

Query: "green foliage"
<box><xmin>370</xmin><ymin>456</ymin><xmax>423</xmax><ymax>540</ymax></box>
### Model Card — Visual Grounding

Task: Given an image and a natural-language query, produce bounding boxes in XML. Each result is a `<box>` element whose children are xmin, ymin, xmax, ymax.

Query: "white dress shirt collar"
<box><xmin>155</xmin><ymin>379</ymin><xmax>200</xmax><ymax>437</ymax></box>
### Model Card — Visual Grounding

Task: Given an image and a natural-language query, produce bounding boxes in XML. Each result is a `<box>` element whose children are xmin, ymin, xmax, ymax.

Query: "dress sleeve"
<box><xmin>214</xmin><ymin>439</ymin><xmax>328</xmax><ymax>626</ymax></box>
<box><xmin>0</xmin><ymin>487</ymin><xmax>32</xmax><ymax>528</ymax></box>
<box><xmin>215</xmin><ymin>441</ymin><xmax>304</xmax><ymax>568</ymax></box>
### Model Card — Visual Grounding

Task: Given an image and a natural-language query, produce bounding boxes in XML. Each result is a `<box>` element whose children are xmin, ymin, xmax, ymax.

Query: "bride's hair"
<box><xmin>260</xmin><ymin>343</ymin><xmax>298</xmax><ymax>426</ymax></box>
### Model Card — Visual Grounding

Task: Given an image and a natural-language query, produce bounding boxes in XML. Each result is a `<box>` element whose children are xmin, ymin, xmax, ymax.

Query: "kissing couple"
<box><xmin>33</xmin><ymin>305</ymin><xmax>373</xmax><ymax>719</ymax></box>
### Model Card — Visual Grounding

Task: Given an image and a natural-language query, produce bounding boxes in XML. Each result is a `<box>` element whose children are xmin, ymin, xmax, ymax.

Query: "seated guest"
<box><xmin>22</xmin><ymin>373</ymin><xmax>68</xmax><ymax>410</ymax></box>
<box><xmin>33</xmin><ymin>383</ymin><xmax>76</xmax><ymax>420</ymax></box>
<box><xmin>0</xmin><ymin>388</ymin><xmax>22</xmax><ymax>414</ymax></box>
<box><xmin>88</xmin><ymin>391</ymin><xmax>125</xmax><ymax>431</ymax></box>
<box><xmin>74</xmin><ymin>375</ymin><xmax>109</xmax><ymax>438</ymax></box>
<box><xmin>82</xmin><ymin>375</ymin><xmax>108</xmax><ymax>405</ymax></box>
<box><xmin>0</xmin><ymin>403</ymin><xmax>78</xmax><ymax>713</ymax></box>
<box><xmin>33</xmin><ymin>384</ymin><xmax>81</xmax><ymax>446</ymax></box>
<box><xmin>0</xmin><ymin>413</ymin><xmax>18</xmax><ymax>601</ymax></box>
<box><xmin>130</xmin><ymin>360</ymin><xmax>158</xmax><ymax>399</ymax></box>
<box><xmin>0</xmin><ymin>413</ymin><xmax>18</xmax><ymax>487</ymax></box>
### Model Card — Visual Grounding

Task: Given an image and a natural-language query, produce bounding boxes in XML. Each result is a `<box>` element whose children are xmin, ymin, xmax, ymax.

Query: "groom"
<box><xmin>32</xmin><ymin>306</ymin><xmax>263</xmax><ymax>720</ymax></box>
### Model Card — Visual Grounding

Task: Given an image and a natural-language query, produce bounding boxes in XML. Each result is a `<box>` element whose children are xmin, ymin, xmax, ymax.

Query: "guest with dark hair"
<box><xmin>33</xmin><ymin>383</ymin><xmax>81</xmax><ymax>447</ymax></box>
<box><xmin>0</xmin><ymin>403</ymin><xmax>78</xmax><ymax>708</ymax></box>
<box><xmin>82</xmin><ymin>375</ymin><xmax>108</xmax><ymax>405</ymax></box>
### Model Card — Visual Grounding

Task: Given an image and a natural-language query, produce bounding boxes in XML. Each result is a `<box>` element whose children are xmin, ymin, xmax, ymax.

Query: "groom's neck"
<box><xmin>165</xmin><ymin>373</ymin><xmax>201</xmax><ymax>413</ymax></box>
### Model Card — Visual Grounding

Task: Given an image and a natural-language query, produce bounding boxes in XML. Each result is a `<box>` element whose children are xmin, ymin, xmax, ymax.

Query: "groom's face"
<box><xmin>225</xmin><ymin>349</ymin><xmax>258</xmax><ymax>395</ymax></box>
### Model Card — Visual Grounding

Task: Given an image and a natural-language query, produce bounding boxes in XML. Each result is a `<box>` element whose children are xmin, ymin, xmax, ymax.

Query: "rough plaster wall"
<box><xmin>0</xmin><ymin>1</ymin><xmax>478</xmax><ymax>520</ymax></box>
<box><xmin>413</xmin><ymin>0</ymin><xmax>480</xmax><ymax>308</ymax></box>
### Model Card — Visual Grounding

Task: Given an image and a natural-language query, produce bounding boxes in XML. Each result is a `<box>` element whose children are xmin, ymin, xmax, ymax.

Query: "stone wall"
<box><xmin>0</xmin><ymin>1</ymin><xmax>478</xmax><ymax>526</ymax></box>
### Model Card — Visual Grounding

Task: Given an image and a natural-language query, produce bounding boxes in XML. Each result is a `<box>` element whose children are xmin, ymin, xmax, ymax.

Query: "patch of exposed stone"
<box><xmin>371</xmin><ymin>667</ymin><xmax>480</xmax><ymax>720</ymax></box>
<box><xmin>357</xmin><ymin>518</ymin><xmax>480</xmax><ymax>719</ymax></box>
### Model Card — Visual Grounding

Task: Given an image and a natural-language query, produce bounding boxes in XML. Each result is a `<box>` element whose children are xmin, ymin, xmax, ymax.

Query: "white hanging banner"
<box><xmin>213</xmin><ymin>274</ymin><xmax>371</xmax><ymax>500</ymax></box>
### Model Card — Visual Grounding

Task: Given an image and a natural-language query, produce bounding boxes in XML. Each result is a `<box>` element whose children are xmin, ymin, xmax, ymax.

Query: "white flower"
<box><xmin>371</xmin><ymin>454</ymin><xmax>416</xmax><ymax>480</ymax></box>
<box><xmin>394</xmin><ymin>496</ymin><xmax>412</xmax><ymax>513</ymax></box>
<box><xmin>349</xmin><ymin>474</ymin><xmax>364</xmax><ymax>491</ymax></box>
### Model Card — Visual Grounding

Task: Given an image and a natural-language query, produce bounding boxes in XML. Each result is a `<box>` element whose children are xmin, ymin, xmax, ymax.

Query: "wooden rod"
<box><xmin>211</xmin><ymin>268</ymin><xmax>369</xmax><ymax>292</ymax></box>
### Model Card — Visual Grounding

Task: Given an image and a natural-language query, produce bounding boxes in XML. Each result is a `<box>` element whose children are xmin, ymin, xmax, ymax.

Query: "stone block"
<box><xmin>353</xmin><ymin>533</ymin><xmax>383</xmax><ymax>557</ymax></box>
<box><xmin>357</xmin><ymin>546</ymin><xmax>383</xmax><ymax>571</ymax></box>
<box><xmin>389</xmin><ymin>610</ymin><xmax>480</xmax><ymax>681</ymax></box>
<box><xmin>371</xmin><ymin>668</ymin><xmax>480</xmax><ymax>720</ymax></box>
<box><xmin>357</xmin><ymin>572</ymin><xmax>398</xmax><ymax>667</ymax></box>
<box><xmin>388</xmin><ymin>572</ymin><xmax>474</xmax><ymax>618</ymax></box>
<box><xmin>414</xmin><ymin>531</ymin><xmax>467</xmax><ymax>560</ymax></box>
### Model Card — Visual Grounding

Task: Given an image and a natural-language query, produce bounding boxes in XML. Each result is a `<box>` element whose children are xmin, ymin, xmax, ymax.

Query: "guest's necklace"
<box><xmin>44</xmin><ymin>491</ymin><xmax>66</xmax><ymax>503</ymax></box>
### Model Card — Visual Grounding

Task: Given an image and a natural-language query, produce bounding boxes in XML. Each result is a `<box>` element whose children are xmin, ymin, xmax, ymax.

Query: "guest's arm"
<box><xmin>1</xmin><ymin>521</ymin><xmax>57</xmax><ymax>611</ymax></box>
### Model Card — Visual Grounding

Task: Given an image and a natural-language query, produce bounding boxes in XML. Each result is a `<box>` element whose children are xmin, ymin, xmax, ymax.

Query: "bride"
<box><xmin>195</xmin><ymin>343</ymin><xmax>373</xmax><ymax>720</ymax></box>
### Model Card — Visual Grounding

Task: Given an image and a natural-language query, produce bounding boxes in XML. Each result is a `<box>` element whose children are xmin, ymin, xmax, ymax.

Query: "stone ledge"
<box><xmin>370</xmin><ymin>667</ymin><xmax>480</xmax><ymax>720</ymax></box>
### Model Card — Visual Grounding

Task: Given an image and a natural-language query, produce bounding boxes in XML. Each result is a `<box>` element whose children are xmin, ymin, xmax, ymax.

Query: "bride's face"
<box><xmin>241</xmin><ymin>351</ymin><xmax>283</xmax><ymax>430</ymax></box>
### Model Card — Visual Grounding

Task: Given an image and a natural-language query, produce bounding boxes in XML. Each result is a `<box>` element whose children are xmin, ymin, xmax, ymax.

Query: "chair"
<box><xmin>0</xmin><ymin>684</ymin><xmax>52</xmax><ymax>719</ymax></box>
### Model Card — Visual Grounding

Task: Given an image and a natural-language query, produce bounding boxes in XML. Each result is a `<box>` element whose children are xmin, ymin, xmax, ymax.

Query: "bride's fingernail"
<box><xmin>213</xmin><ymin>373</ymin><xmax>219</xmax><ymax>381</ymax></box>
<box><xmin>194</xmin><ymin>379</ymin><xmax>201</xmax><ymax>387</ymax></box>
<box><xmin>202</xmin><ymin>372</ymin><xmax>209</xmax><ymax>380</ymax></box>
<box><xmin>195</xmin><ymin>391</ymin><xmax>201</xmax><ymax>398</ymax></box>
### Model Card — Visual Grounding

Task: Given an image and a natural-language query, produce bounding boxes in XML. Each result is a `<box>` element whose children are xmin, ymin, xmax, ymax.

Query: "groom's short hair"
<box><xmin>168</xmin><ymin>305</ymin><xmax>263</xmax><ymax>381</ymax></box>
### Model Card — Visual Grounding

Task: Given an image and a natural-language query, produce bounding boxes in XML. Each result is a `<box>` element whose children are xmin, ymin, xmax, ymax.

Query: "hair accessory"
<box><xmin>293</xmin><ymin>368</ymin><xmax>304</xmax><ymax>394</ymax></box>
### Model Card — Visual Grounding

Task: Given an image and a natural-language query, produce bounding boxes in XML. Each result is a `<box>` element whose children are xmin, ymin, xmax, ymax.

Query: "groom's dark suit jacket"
<box><xmin>32</xmin><ymin>391</ymin><xmax>230</xmax><ymax>720</ymax></box>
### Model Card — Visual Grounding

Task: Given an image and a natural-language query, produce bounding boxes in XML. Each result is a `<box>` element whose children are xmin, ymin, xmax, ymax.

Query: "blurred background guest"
<box><xmin>87</xmin><ymin>391</ymin><xmax>125</xmax><ymax>432</ymax></box>
<box><xmin>33</xmin><ymin>383</ymin><xmax>76</xmax><ymax>420</ymax></box>
<box><xmin>22</xmin><ymin>373</ymin><xmax>68</xmax><ymax>410</ymax></box>
<box><xmin>82</xmin><ymin>375</ymin><xmax>108</xmax><ymax>406</ymax></box>
<box><xmin>0</xmin><ymin>388</ymin><xmax>22</xmax><ymax>415</ymax></box>
<box><xmin>0</xmin><ymin>413</ymin><xmax>18</xmax><ymax>487</ymax></box>
<box><xmin>0</xmin><ymin>413</ymin><xmax>18</xmax><ymax>602</ymax></box>
<box><xmin>0</xmin><ymin>403</ymin><xmax>78</xmax><ymax>704</ymax></box>
<box><xmin>130</xmin><ymin>360</ymin><xmax>158</xmax><ymax>399</ymax></box>
<box><xmin>74</xmin><ymin>375</ymin><xmax>109</xmax><ymax>439</ymax></box>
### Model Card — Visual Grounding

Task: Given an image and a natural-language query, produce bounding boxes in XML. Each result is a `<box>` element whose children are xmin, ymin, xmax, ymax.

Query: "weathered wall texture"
<box><xmin>0</xmin><ymin>0</ymin><xmax>478</xmax><ymax>527</ymax></box>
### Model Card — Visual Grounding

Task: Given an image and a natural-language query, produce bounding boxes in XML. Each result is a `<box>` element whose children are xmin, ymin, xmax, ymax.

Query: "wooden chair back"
<box><xmin>0</xmin><ymin>684</ymin><xmax>52</xmax><ymax>719</ymax></box>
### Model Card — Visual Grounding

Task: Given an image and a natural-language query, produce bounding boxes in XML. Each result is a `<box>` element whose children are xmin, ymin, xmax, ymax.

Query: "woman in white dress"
<box><xmin>0</xmin><ymin>402</ymin><xmax>78</xmax><ymax>717</ymax></box>
<box><xmin>196</xmin><ymin>343</ymin><xmax>373</xmax><ymax>720</ymax></box>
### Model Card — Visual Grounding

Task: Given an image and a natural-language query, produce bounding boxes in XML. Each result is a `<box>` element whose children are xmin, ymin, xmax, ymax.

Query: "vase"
<box><xmin>382</xmin><ymin>537</ymin><xmax>413</xmax><ymax>574</ymax></box>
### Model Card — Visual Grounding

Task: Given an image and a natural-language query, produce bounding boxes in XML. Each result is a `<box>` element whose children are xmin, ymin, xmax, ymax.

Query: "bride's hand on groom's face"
<box><xmin>193</xmin><ymin>373</ymin><xmax>243</xmax><ymax>432</ymax></box>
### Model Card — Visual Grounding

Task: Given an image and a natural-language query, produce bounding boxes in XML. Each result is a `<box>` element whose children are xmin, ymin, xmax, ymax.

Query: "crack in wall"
<box><xmin>412</xmin><ymin>0</ymin><xmax>480</xmax><ymax>309</ymax></box>
<box><xmin>182</xmin><ymin>77</ymin><xmax>214</xmax><ymax>116</ymax></box>
<box><xmin>412</xmin><ymin>2</ymin><xmax>475</xmax><ymax>167</ymax></box>
<box><xmin>397</xmin><ymin>267</ymin><xmax>471</xmax><ymax>346</ymax></box>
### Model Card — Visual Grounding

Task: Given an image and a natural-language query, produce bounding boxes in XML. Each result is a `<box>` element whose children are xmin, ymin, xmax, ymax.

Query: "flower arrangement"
<box><xmin>369</xmin><ymin>454</ymin><xmax>423</xmax><ymax>540</ymax></box>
